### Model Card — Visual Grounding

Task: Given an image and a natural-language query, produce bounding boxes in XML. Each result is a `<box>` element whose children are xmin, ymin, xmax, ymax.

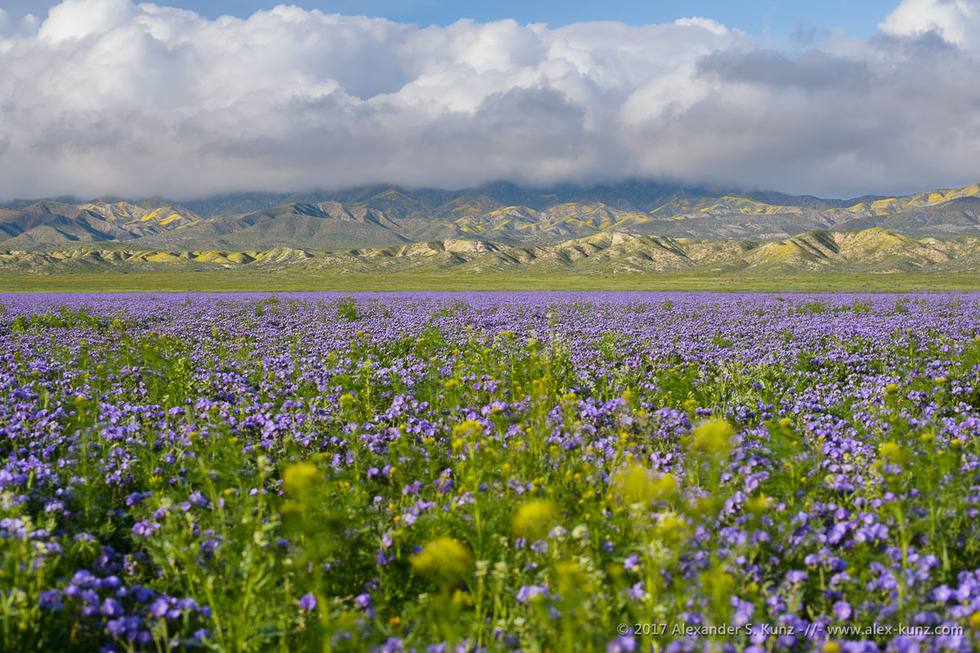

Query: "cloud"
<box><xmin>0</xmin><ymin>0</ymin><xmax>979</xmax><ymax>200</ymax></box>
<box><xmin>696</xmin><ymin>50</ymin><xmax>871</xmax><ymax>90</ymax></box>
<box><xmin>38</xmin><ymin>0</ymin><xmax>137</xmax><ymax>42</ymax></box>
<box><xmin>880</xmin><ymin>0</ymin><xmax>979</xmax><ymax>48</ymax></box>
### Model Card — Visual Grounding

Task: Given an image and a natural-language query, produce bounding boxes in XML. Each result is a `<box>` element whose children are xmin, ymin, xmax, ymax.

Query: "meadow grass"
<box><xmin>0</xmin><ymin>271</ymin><xmax>979</xmax><ymax>292</ymax></box>
<box><xmin>1</xmin><ymin>292</ymin><xmax>979</xmax><ymax>652</ymax></box>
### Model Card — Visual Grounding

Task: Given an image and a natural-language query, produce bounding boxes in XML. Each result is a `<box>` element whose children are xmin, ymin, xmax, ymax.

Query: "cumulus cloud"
<box><xmin>38</xmin><ymin>0</ymin><xmax>137</xmax><ymax>42</ymax></box>
<box><xmin>880</xmin><ymin>0</ymin><xmax>980</xmax><ymax>48</ymax></box>
<box><xmin>0</xmin><ymin>0</ymin><xmax>979</xmax><ymax>200</ymax></box>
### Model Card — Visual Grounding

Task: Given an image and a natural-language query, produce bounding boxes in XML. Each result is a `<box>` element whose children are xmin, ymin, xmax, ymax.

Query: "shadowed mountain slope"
<box><xmin>3</xmin><ymin>181</ymin><xmax>980</xmax><ymax>254</ymax></box>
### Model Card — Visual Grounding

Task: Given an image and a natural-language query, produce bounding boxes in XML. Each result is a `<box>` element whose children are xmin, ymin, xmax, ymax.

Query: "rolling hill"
<box><xmin>4</xmin><ymin>227</ymin><xmax>980</xmax><ymax>277</ymax></box>
<box><xmin>3</xmin><ymin>181</ymin><xmax>980</xmax><ymax>255</ymax></box>
<box><xmin>3</xmin><ymin>181</ymin><xmax>980</xmax><ymax>281</ymax></box>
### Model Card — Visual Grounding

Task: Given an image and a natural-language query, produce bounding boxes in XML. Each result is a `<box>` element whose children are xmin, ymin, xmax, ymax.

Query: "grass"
<box><xmin>4</xmin><ymin>294</ymin><xmax>980</xmax><ymax>651</ymax></box>
<box><xmin>1</xmin><ymin>271</ymin><xmax>979</xmax><ymax>293</ymax></box>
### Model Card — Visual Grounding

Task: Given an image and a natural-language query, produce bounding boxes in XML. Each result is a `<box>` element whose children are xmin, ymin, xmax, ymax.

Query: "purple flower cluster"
<box><xmin>1</xmin><ymin>291</ymin><xmax>980</xmax><ymax>651</ymax></box>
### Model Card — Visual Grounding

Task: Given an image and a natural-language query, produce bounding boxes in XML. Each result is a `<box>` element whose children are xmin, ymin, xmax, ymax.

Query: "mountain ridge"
<box><xmin>2</xmin><ymin>181</ymin><xmax>980</xmax><ymax>254</ymax></box>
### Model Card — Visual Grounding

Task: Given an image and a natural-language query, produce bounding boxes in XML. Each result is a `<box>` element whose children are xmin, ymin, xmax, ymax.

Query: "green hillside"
<box><xmin>3</xmin><ymin>181</ymin><xmax>980</xmax><ymax>255</ymax></box>
<box><xmin>5</xmin><ymin>228</ymin><xmax>980</xmax><ymax>279</ymax></box>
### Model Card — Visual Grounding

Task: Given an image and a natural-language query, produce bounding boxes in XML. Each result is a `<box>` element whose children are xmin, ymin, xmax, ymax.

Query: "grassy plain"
<box><xmin>1</xmin><ymin>271</ymin><xmax>979</xmax><ymax>293</ymax></box>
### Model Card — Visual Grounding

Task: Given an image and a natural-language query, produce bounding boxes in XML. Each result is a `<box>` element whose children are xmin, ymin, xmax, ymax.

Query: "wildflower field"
<box><xmin>2</xmin><ymin>291</ymin><xmax>980</xmax><ymax>653</ymax></box>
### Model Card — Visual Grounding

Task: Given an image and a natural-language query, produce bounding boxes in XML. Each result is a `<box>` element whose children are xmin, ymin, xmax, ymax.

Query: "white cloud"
<box><xmin>673</xmin><ymin>16</ymin><xmax>731</xmax><ymax>36</ymax></box>
<box><xmin>880</xmin><ymin>0</ymin><xmax>979</xmax><ymax>48</ymax></box>
<box><xmin>0</xmin><ymin>0</ymin><xmax>979</xmax><ymax>200</ymax></box>
<box><xmin>38</xmin><ymin>0</ymin><xmax>136</xmax><ymax>42</ymax></box>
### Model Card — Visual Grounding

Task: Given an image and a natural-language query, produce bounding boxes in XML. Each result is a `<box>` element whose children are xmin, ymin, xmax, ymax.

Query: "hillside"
<box><xmin>4</xmin><ymin>228</ymin><xmax>980</xmax><ymax>277</ymax></box>
<box><xmin>2</xmin><ymin>181</ymin><xmax>979</xmax><ymax>254</ymax></box>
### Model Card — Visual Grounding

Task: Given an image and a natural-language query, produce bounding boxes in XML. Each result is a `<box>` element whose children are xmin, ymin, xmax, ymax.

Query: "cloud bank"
<box><xmin>0</xmin><ymin>0</ymin><xmax>979</xmax><ymax>200</ymax></box>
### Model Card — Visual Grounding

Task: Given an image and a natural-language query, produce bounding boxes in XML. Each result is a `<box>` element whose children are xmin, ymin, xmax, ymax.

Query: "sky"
<box><xmin>0</xmin><ymin>0</ymin><xmax>978</xmax><ymax>200</ymax></box>
<box><xmin>1</xmin><ymin>1</ymin><xmax>901</xmax><ymax>41</ymax></box>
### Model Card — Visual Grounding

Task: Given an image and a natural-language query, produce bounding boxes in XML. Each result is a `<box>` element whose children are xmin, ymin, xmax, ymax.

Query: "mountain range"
<box><xmin>3</xmin><ymin>180</ymin><xmax>980</xmax><ymax>251</ymax></box>
<box><xmin>3</xmin><ymin>180</ymin><xmax>980</xmax><ymax>277</ymax></box>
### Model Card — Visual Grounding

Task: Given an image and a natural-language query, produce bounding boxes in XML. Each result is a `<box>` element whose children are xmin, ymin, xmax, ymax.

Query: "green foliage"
<box><xmin>3</xmin><ymin>270</ymin><xmax>980</xmax><ymax>293</ymax></box>
<box><xmin>3</xmin><ymin>295</ymin><xmax>980</xmax><ymax>651</ymax></box>
<box><xmin>336</xmin><ymin>295</ymin><xmax>359</xmax><ymax>321</ymax></box>
<box><xmin>9</xmin><ymin>305</ymin><xmax>105</xmax><ymax>332</ymax></box>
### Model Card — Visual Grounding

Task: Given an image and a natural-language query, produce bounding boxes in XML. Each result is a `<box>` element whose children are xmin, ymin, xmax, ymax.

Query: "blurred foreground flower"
<box><xmin>692</xmin><ymin>419</ymin><xmax>734</xmax><ymax>455</ymax></box>
<box><xmin>282</xmin><ymin>463</ymin><xmax>319</xmax><ymax>499</ymax></box>
<box><xmin>512</xmin><ymin>500</ymin><xmax>559</xmax><ymax>539</ymax></box>
<box><xmin>411</xmin><ymin>537</ymin><xmax>472</xmax><ymax>585</ymax></box>
<box><xmin>612</xmin><ymin>464</ymin><xmax>677</xmax><ymax>504</ymax></box>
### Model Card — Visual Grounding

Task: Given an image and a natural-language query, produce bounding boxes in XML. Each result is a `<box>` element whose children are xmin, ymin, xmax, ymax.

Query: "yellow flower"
<box><xmin>555</xmin><ymin>561</ymin><xmax>588</xmax><ymax>595</ymax></box>
<box><xmin>878</xmin><ymin>442</ymin><xmax>909</xmax><ymax>466</ymax></box>
<box><xmin>453</xmin><ymin>420</ymin><xmax>483</xmax><ymax>440</ymax></box>
<box><xmin>451</xmin><ymin>589</ymin><xmax>474</xmax><ymax>606</ymax></box>
<box><xmin>969</xmin><ymin>610</ymin><xmax>980</xmax><ymax>630</ymax></box>
<box><xmin>747</xmin><ymin>494</ymin><xmax>769</xmax><ymax>515</ymax></box>
<box><xmin>692</xmin><ymin>419</ymin><xmax>734</xmax><ymax>454</ymax></box>
<box><xmin>612</xmin><ymin>465</ymin><xmax>677</xmax><ymax>504</ymax></box>
<box><xmin>655</xmin><ymin>511</ymin><xmax>690</xmax><ymax>545</ymax></box>
<box><xmin>690</xmin><ymin>496</ymin><xmax>716</xmax><ymax>516</ymax></box>
<box><xmin>410</xmin><ymin>537</ymin><xmax>472</xmax><ymax>584</ymax></box>
<box><xmin>282</xmin><ymin>463</ymin><xmax>319</xmax><ymax>498</ymax></box>
<box><xmin>512</xmin><ymin>500</ymin><xmax>559</xmax><ymax>539</ymax></box>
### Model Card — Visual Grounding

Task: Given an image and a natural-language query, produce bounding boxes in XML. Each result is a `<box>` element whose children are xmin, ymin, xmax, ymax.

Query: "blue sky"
<box><xmin>6</xmin><ymin>0</ymin><xmax>901</xmax><ymax>42</ymax></box>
